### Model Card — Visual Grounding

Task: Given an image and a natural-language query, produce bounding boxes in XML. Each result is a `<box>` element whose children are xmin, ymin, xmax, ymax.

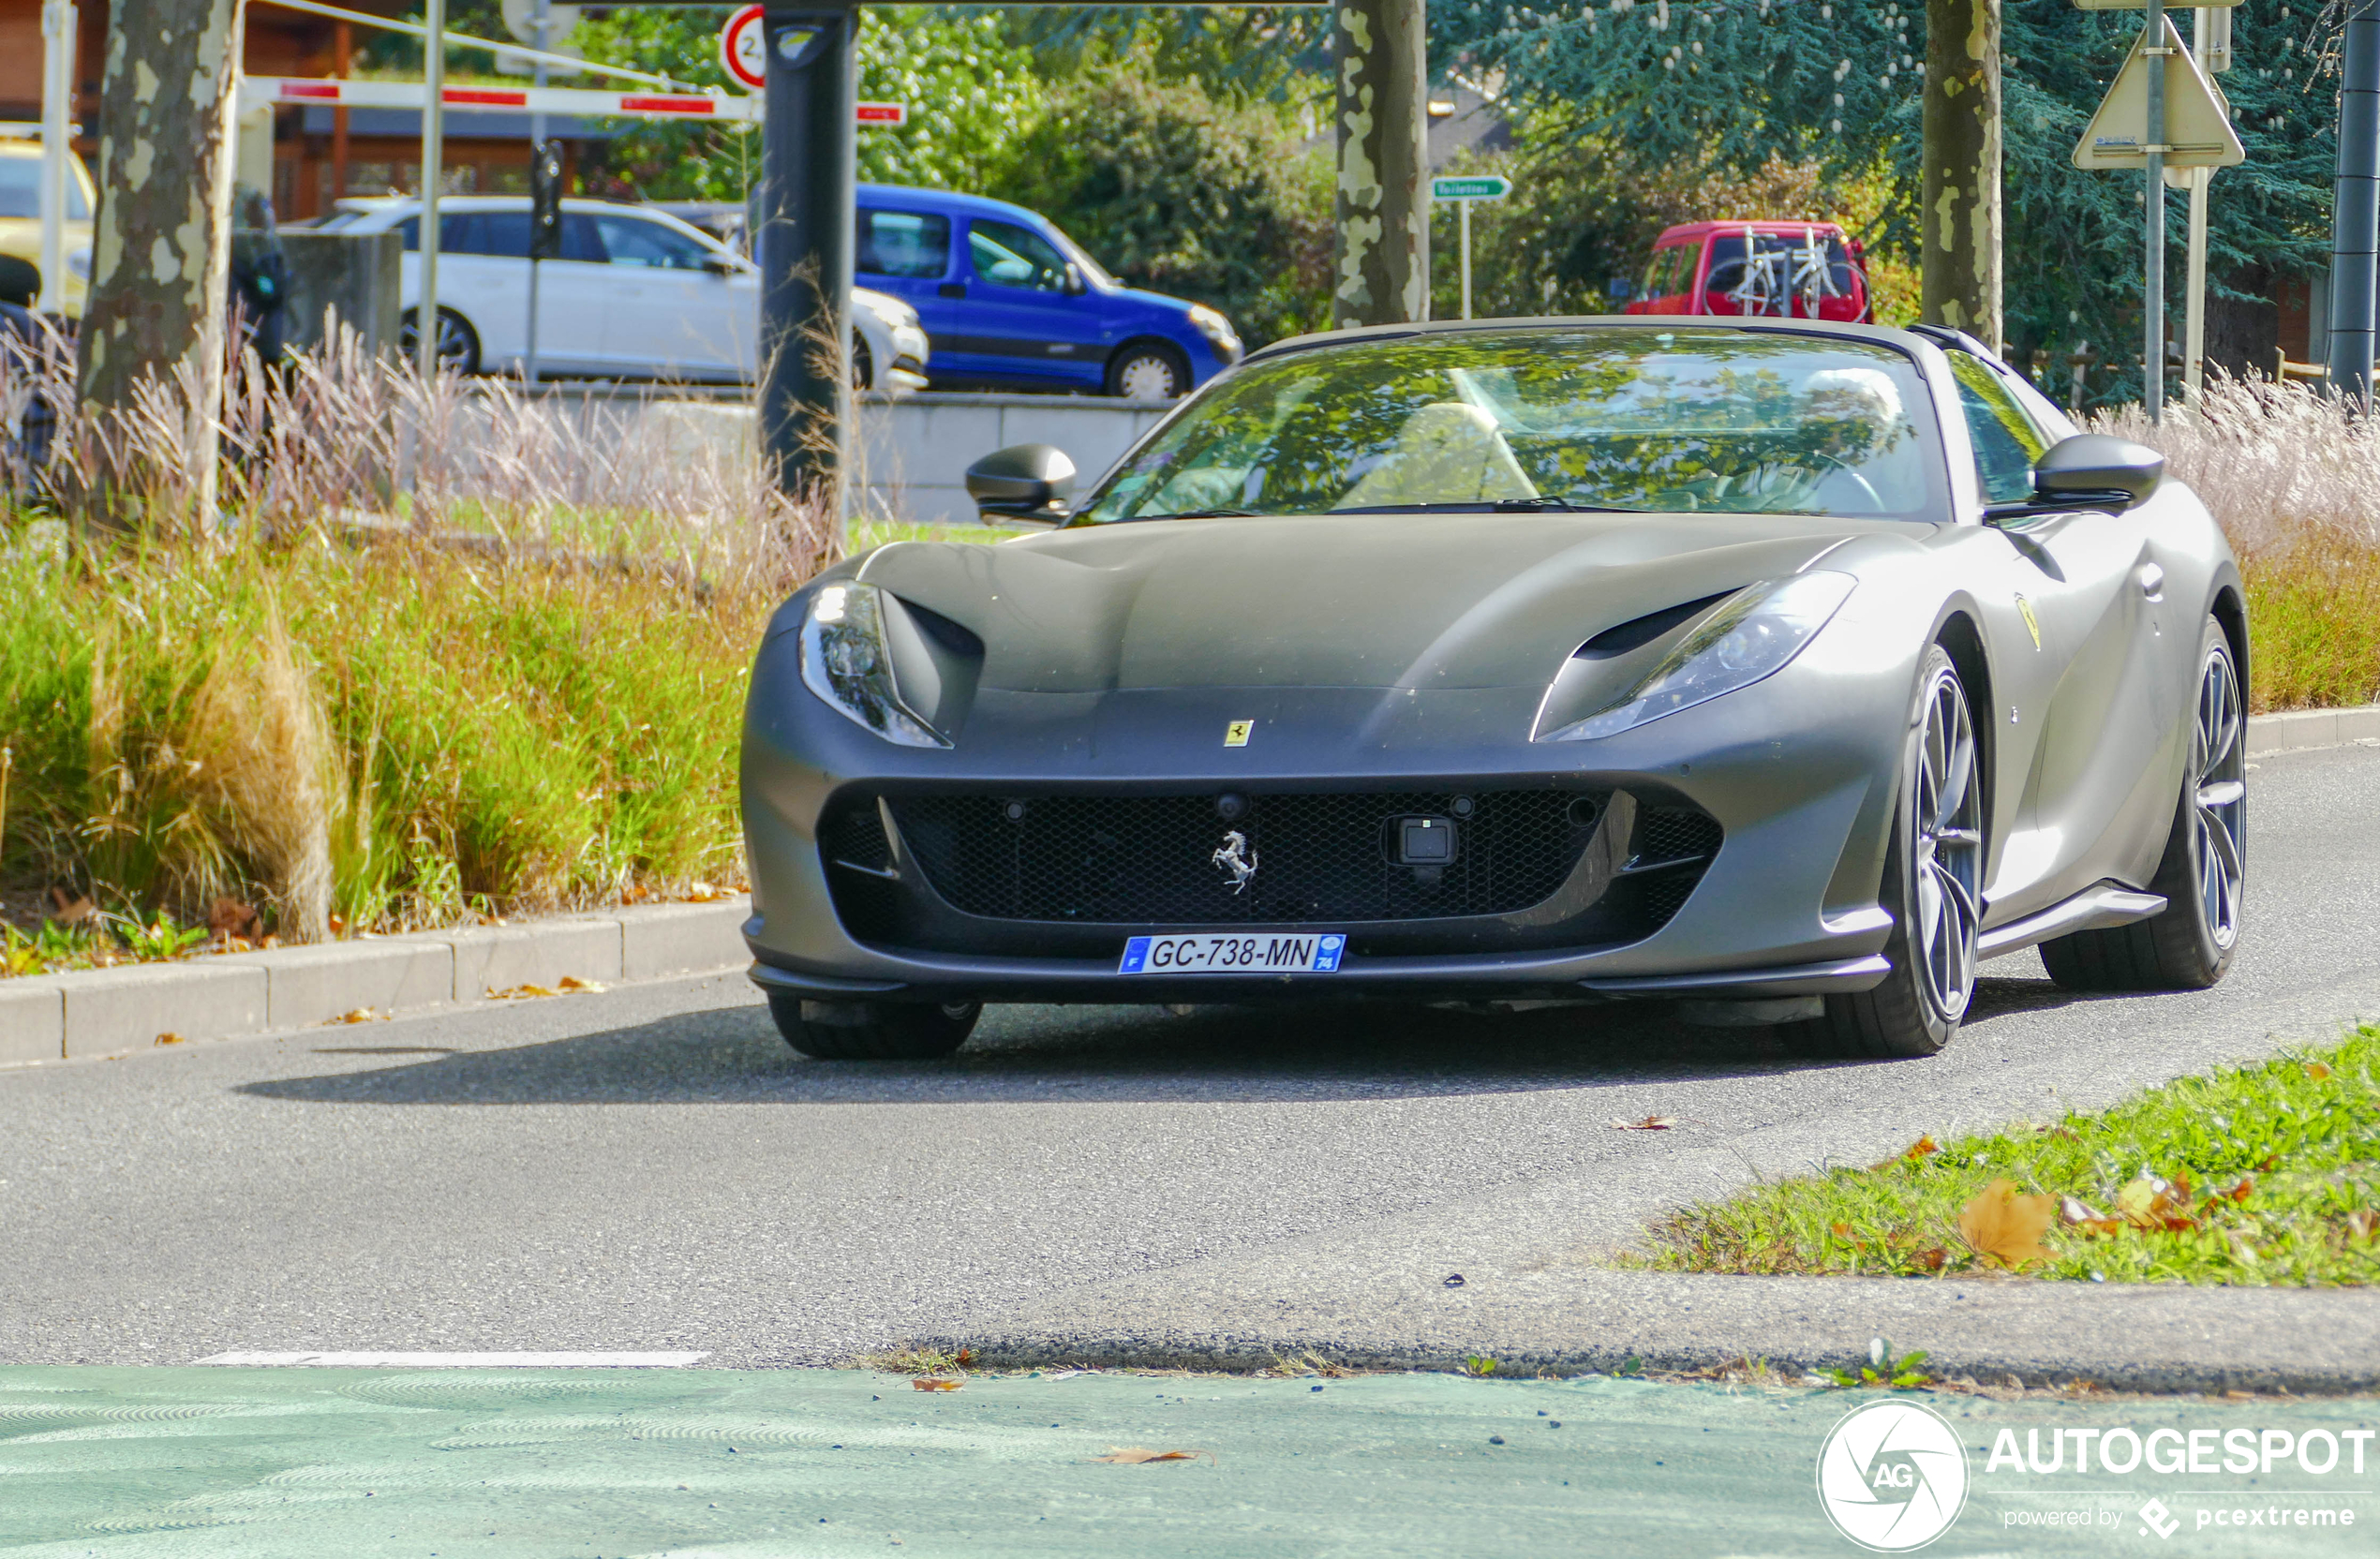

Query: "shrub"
<box><xmin>989</xmin><ymin>74</ymin><xmax>1331</xmax><ymax>348</ymax></box>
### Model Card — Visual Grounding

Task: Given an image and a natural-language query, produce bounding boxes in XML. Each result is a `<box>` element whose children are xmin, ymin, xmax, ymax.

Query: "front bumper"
<box><xmin>739</xmin><ymin>631</ymin><xmax>1914</xmax><ymax>1006</ymax></box>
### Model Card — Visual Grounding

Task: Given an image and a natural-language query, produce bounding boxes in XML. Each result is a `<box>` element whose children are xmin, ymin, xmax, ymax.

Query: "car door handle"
<box><xmin>938</xmin><ymin>282</ymin><xmax>965</xmax><ymax>299</ymax></box>
<box><xmin>2136</xmin><ymin>562</ymin><xmax>2164</xmax><ymax>601</ymax></box>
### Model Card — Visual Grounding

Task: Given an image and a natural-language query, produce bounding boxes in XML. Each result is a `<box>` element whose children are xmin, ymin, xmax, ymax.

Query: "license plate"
<box><xmin>1118</xmin><ymin>932</ymin><xmax>1346</xmax><ymax>975</ymax></box>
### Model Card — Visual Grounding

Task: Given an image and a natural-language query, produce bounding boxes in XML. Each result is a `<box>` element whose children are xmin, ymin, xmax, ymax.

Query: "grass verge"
<box><xmin>1638</xmin><ymin>1028</ymin><xmax>2380</xmax><ymax>1286</ymax></box>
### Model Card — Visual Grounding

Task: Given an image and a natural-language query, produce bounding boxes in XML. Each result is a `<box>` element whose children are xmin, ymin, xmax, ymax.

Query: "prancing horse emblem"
<box><xmin>1212</xmin><ymin>830</ymin><xmax>1258</xmax><ymax>894</ymax></box>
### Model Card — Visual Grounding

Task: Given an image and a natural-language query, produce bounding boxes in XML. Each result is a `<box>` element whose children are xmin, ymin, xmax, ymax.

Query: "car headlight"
<box><xmin>799</xmin><ymin>582</ymin><xmax>948</xmax><ymax>748</ymax></box>
<box><xmin>1540</xmin><ymin>571</ymin><xmax>1856</xmax><ymax>741</ymax></box>
<box><xmin>1187</xmin><ymin>304</ymin><xmax>1239</xmax><ymax>350</ymax></box>
<box><xmin>66</xmin><ymin>246</ymin><xmax>90</xmax><ymax>280</ymax></box>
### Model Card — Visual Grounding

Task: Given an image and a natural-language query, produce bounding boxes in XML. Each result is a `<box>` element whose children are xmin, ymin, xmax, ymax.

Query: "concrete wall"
<box><xmin>629</xmin><ymin>391</ymin><xmax>1170</xmax><ymax>528</ymax></box>
<box><xmin>279</xmin><ymin>230</ymin><xmax>403</xmax><ymax>360</ymax></box>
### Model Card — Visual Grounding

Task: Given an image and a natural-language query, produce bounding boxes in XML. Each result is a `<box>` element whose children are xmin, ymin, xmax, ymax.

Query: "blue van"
<box><xmin>855</xmin><ymin>184</ymin><xmax>1242</xmax><ymax>399</ymax></box>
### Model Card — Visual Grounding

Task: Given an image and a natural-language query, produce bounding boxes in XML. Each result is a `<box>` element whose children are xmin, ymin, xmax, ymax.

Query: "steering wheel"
<box><xmin>1808</xmin><ymin>454</ymin><xmax>1886</xmax><ymax>513</ymax></box>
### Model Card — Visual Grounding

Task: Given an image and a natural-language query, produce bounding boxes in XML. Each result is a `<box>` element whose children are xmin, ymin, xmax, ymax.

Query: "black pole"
<box><xmin>760</xmin><ymin>5</ymin><xmax>857</xmax><ymax>522</ymax></box>
<box><xmin>2329</xmin><ymin>0</ymin><xmax>2380</xmax><ymax>403</ymax></box>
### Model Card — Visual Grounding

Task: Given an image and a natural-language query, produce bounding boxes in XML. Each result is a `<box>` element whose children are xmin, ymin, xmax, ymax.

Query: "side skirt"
<box><xmin>1976</xmin><ymin>881</ymin><xmax>2167</xmax><ymax>961</ymax></box>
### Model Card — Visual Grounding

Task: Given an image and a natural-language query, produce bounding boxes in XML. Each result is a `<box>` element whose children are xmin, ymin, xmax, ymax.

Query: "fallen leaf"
<box><xmin>557</xmin><ymin>975</ymin><xmax>607</xmax><ymax>993</ymax></box>
<box><xmin>327</xmin><ymin>913</ymin><xmax>348</xmax><ymax>935</ymax></box>
<box><xmin>1957</xmin><ymin>1179</ymin><xmax>2057</xmax><ymax>1268</ymax></box>
<box><xmin>2059</xmin><ymin>1195</ymin><xmax>2123</xmax><ymax>1238</ymax></box>
<box><xmin>46</xmin><ymin>887</ymin><xmax>94</xmax><ymax>924</ymax></box>
<box><xmin>155</xmin><ymin>1032</ymin><xmax>186</xmax><ymax>1046</ymax></box>
<box><xmin>1915</xmin><ymin>1247</ymin><xmax>1947</xmax><ymax>1271</ymax></box>
<box><xmin>1903</xmin><ymin>1136</ymin><xmax>1941</xmax><ymax>1161</ymax></box>
<box><xmin>912</xmin><ymin>1378</ymin><xmax>961</xmax><ymax>1392</ymax></box>
<box><xmin>1609</xmin><ymin>1116</ymin><xmax>1677</xmax><ymax>1131</ymax></box>
<box><xmin>1094</xmin><ymin>1448</ymin><xmax>1212</xmax><ymax>1464</ymax></box>
<box><xmin>2345</xmin><ymin>1210</ymin><xmax>2378</xmax><ymax>1244</ymax></box>
<box><xmin>955</xmin><ymin>1348</ymin><xmax>977</xmax><ymax>1367</ymax></box>
<box><xmin>1829</xmin><ymin>1222</ymin><xmax>1853</xmax><ymax>1239</ymax></box>
<box><xmin>2224</xmin><ymin>1176</ymin><xmax>2255</xmax><ymax>1204</ymax></box>
<box><xmin>208</xmin><ymin>897</ymin><xmax>260</xmax><ymax>942</ymax></box>
<box><xmin>687</xmin><ymin>881</ymin><xmax>721</xmax><ymax>902</ymax></box>
<box><xmin>335</xmin><ymin>1007</ymin><xmax>388</xmax><ymax>1025</ymax></box>
<box><xmin>488</xmin><ymin>984</ymin><xmax>560</xmax><ymax>1001</ymax></box>
<box><xmin>2306</xmin><ymin>1062</ymin><xmax>2333</xmax><ymax>1080</ymax></box>
<box><xmin>2115</xmin><ymin>1176</ymin><xmax>2196</xmax><ymax>1231</ymax></box>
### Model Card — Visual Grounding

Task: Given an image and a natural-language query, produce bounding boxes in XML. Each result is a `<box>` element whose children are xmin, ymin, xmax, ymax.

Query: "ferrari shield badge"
<box><xmin>1212</xmin><ymin>830</ymin><xmax>1258</xmax><ymax>893</ymax></box>
<box><xmin>1224</xmin><ymin>720</ymin><xmax>1254</xmax><ymax>747</ymax></box>
<box><xmin>2016</xmin><ymin>594</ymin><xmax>2042</xmax><ymax>650</ymax></box>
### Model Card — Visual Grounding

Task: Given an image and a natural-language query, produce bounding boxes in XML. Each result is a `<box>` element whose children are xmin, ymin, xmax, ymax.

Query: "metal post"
<box><xmin>525</xmin><ymin>0</ymin><xmax>548</xmax><ymax>386</ymax></box>
<box><xmin>2183</xmin><ymin>165</ymin><xmax>2210</xmax><ymax>402</ymax></box>
<box><xmin>2329</xmin><ymin>0</ymin><xmax>2380</xmax><ymax>404</ymax></box>
<box><xmin>1458</xmin><ymin>200</ymin><xmax>1470</xmax><ymax>321</ymax></box>
<box><xmin>758</xmin><ymin>5</ymin><xmax>856</xmax><ymax>520</ymax></box>
<box><xmin>417</xmin><ymin>0</ymin><xmax>447</xmax><ymax>382</ymax></box>
<box><xmin>2144</xmin><ymin>0</ymin><xmax>2166</xmax><ymax>421</ymax></box>
<box><xmin>37</xmin><ymin>0</ymin><xmax>73</xmax><ymax>317</ymax></box>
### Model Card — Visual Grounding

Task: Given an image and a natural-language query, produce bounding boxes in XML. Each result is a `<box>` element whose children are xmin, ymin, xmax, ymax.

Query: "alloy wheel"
<box><xmin>1910</xmin><ymin>663</ymin><xmax>1982</xmax><ymax>1022</ymax></box>
<box><xmin>2189</xmin><ymin>643</ymin><xmax>2246</xmax><ymax>950</ymax></box>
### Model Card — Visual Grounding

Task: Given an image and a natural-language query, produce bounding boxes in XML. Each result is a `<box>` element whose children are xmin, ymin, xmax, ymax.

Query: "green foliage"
<box><xmin>1642</xmin><ymin>1028</ymin><xmax>2380</xmax><ymax>1287</ymax></box>
<box><xmin>1435</xmin><ymin>0</ymin><xmax>2338</xmax><ymax>402</ymax></box>
<box><xmin>571</xmin><ymin>8</ymin><xmax>1044</xmax><ymax>203</ymax></box>
<box><xmin>988</xmin><ymin>72</ymin><xmax>1331</xmax><ymax>347</ymax></box>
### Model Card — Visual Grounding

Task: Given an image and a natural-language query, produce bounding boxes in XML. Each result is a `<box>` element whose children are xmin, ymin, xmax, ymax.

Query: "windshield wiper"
<box><xmin>1123</xmin><ymin>507</ymin><xmax>1262</xmax><ymax>521</ymax></box>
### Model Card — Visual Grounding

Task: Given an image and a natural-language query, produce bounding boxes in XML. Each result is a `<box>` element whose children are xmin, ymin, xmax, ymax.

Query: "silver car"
<box><xmin>320</xmin><ymin>195</ymin><xmax>929</xmax><ymax>390</ymax></box>
<box><xmin>738</xmin><ymin>319</ymin><xmax>2245</xmax><ymax>1062</ymax></box>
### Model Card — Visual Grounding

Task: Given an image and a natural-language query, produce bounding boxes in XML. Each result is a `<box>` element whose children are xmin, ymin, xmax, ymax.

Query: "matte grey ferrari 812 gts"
<box><xmin>739</xmin><ymin>319</ymin><xmax>2247</xmax><ymax>1060</ymax></box>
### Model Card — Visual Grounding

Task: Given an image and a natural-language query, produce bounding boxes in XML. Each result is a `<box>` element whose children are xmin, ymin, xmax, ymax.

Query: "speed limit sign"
<box><xmin>720</xmin><ymin>4</ymin><xmax>766</xmax><ymax>93</ymax></box>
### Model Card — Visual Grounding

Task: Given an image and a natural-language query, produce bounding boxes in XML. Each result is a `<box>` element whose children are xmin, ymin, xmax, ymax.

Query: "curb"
<box><xmin>928</xmin><ymin>1268</ymin><xmax>2380</xmax><ymax>1396</ymax></box>
<box><xmin>0</xmin><ymin>898</ymin><xmax>751</xmax><ymax>1065</ymax></box>
<box><xmin>2243</xmin><ymin>704</ymin><xmax>2380</xmax><ymax>756</ymax></box>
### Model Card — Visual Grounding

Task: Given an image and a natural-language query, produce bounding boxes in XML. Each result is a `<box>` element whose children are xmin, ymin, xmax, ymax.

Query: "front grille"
<box><xmin>886</xmin><ymin>790</ymin><xmax>1598</xmax><ymax>925</ymax></box>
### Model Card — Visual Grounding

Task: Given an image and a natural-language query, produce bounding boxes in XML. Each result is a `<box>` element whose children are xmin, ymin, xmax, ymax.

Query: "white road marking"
<box><xmin>193</xmin><ymin>1350</ymin><xmax>709</xmax><ymax>1367</ymax></box>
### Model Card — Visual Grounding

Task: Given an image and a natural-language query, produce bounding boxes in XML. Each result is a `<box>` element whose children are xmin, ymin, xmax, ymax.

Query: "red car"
<box><xmin>1623</xmin><ymin>220</ymin><xmax>1874</xmax><ymax>322</ymax></box>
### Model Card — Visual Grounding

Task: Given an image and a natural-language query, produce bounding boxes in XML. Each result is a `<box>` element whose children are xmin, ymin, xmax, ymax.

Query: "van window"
<box><xmin>400</xmin><ymin>210</ymin><xmax>601</xmax><ymax>261</ymax></box>
<box><xmin>1641</xmin><ymin>244</ymin><xmax>1692</xmax><ymax>302</ymax></box>
<box><xmin>593</xmin><ymin>214</ymin><xmax>714</xmax><ymax>270</ymax></box>
<box><xmin>970</xmin><ymin>218</ymin><xmax>1071</xmax><ymax>292</ymax></box>
<box><xmin>856</xmin><ymin>209</ymin><xmax>950</xmax><ymax>278</ymax></box>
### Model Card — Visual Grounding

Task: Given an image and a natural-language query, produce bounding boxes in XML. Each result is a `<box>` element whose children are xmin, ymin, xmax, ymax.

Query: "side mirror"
<box><xmin>966</xmin><ymin>442</ymin><xmax>1076</xmax><ymax>526</ymax></box>
<box><xmin>1986</xmin><ymin>434</ymin><xmax>2164</xmax><ymax>524</ymax></box>
<box><xmin>1063</xmin><ymin>262</ymin><xmax>1088</xmax><ymax>297</ymax></box>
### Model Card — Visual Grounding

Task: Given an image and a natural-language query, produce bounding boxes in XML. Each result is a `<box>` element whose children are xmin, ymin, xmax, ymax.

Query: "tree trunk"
<box><xmin>1922</xmin><ymin>0</ymin><xmax>2001</xmax><ymax>348</ymax></box>
<box><xmin>1331</xmin><ymin>0</ymin><xmax>1429</xmax><ymax>328</ymax></box>
<box><xmin>76</xmin><ymin>0</ymin><xmax>244</xmax><ymax>529</ymax></box>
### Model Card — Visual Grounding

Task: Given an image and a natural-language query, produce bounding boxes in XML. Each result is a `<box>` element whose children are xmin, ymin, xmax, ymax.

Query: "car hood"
<box><xmin>854</xmin><ymin>512</ymin><xmax>1909</xmax><ymax>694</ymax></box>
<box><xmin>1100</xmin><ymin>284</ymin><xmax>1197</xmax><ymax>319</ymax></box>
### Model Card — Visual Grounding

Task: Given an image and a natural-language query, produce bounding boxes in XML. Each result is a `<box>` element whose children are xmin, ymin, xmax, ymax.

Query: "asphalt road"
<box><xmin>4</xmin><ymin>743</ymin><xmax>2379</xmax><ymax>1372</ymax></box>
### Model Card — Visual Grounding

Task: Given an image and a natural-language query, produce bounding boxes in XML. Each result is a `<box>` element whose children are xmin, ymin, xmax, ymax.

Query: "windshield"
<box><xmin>1078</xmin><ymin>328</ymin><xmax>1946</xmax><ymax>523</ymax></box>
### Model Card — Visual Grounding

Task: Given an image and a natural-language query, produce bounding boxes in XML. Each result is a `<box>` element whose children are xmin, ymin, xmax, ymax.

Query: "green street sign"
<box><xmin>1430</xmin><ymin>175</ymin><xmax>1511</xmax><ymax>201</ymax></box>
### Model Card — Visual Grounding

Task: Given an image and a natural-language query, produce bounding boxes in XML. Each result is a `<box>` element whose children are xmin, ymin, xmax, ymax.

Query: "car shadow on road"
<box><xmin>230</xmin><ymin>1005</ymin><xmax>1800</xmax><ymax>1109</ymax></box>
<box><xmin>234</xmin><ymin>973</ymin><xmax>2102</xmax><ymax>1109</ymax></box>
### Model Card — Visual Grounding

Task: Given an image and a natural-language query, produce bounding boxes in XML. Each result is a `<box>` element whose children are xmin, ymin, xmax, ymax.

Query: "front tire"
<box><xmin>398</xmin><ymin>306</ymin><xmax>482</xmax><ymax>376</ymax></box>
<box><xmin>767</xmin><ymin>996</ymin><xmax>980</xmax><ymax>1060</ymax></box>
<box><xmin>1803</xmin><ymin>645</ymin><xmax>1983</xmax><ymax>1058</ymax></box>
<box><xmin>1105</xmin><ymin>341</ymin><xmax>1187</xmax><ymax>400</ymax></box>
<box><xmin>2040</xmin><ymin>616</ymin><xmax>2244</xmax><ymax>991</ymax></box>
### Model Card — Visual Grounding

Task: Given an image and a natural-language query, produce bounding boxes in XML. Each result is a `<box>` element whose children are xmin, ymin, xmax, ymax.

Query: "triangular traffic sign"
<box><xmin>2074</xmin><ymin>16</ymin><xmax>2245</xmax><ymax>170</ymax></box>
